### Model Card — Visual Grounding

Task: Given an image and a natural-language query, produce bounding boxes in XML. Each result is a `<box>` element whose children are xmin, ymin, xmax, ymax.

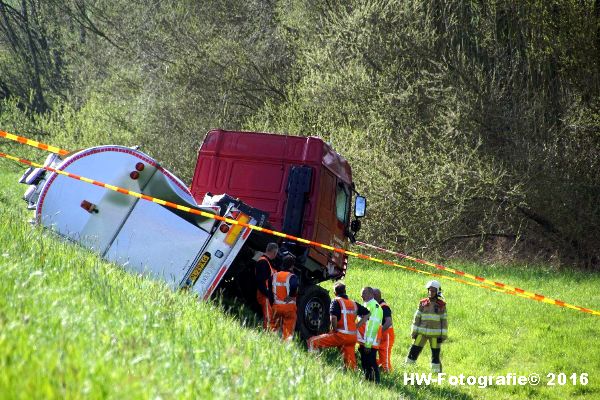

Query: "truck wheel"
<box><xmin>296</xmin><ymin>285</ymin><xmax>330</xmax><ymax>340</ymax></box>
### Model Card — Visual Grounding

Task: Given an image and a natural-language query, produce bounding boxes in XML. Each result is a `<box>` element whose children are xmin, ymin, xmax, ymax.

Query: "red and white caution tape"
<box><xmin>356</xmin><ymin>241</ymin><xmax>600</xmax><ymax>315</ymax></box>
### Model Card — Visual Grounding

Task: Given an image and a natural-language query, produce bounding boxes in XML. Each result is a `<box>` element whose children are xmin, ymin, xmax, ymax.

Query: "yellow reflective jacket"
<box><xmin>411</xmin><ymin>297</ymin><xmax>448</xmax><ymax>339</ymax></box>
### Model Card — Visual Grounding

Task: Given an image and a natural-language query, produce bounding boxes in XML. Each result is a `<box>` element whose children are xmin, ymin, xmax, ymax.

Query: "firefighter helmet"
<box><xmin>425</xmin><ymin>280</ymin><xmax>441</xmax><ymax>291</ymax></box>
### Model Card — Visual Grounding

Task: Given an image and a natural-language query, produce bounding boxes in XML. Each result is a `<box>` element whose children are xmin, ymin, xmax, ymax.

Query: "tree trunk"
<box><xmin>21</xmin><ymin>0</ymin><xmax>48</xmax><ymax>113</ymax></box>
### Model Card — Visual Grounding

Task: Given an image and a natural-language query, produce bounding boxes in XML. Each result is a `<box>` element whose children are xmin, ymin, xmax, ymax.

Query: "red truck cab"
<box><xmin>191</xmin><ymin>129</ymin><xmax>364</xmax><ymax>282</ymax></box>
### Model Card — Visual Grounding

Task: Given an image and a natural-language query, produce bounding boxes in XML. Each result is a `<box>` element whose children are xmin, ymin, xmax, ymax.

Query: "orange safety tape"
<box><xmin>356</xmin><ymin>241</ymin><xmax>597</xmax><ymax>316</ymax></box>
<box><xmin>0</xmin><ymin>129</ymin><xmax>70</xmax><ymax>156</ymax></box>
<box><xmin>0</xmin><ymin>152</ymin><xmax>528</xmax><ymax>298</ymax></box>
<box><xmin>1</xmin><ymin>150</ymin><xmax>599</xmax><ymax>317</ymax></box>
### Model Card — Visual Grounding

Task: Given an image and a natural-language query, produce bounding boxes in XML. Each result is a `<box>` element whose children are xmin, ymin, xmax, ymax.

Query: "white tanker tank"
<box><xmin>20</xmin><ymin>145</ymin><xmax>268</xmax><ymax>299</ymax></box>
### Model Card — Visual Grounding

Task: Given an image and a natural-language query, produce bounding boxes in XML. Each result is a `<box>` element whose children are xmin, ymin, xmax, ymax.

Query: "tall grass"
<box><xmin>1</xmin><ymin>164</ymin><xmax>599</xmax><ymax>399</ymax></box>
<box><xmin>342</xmin><ymin>252</ymin><xmax>600</xmax><ymax>399</ymax></box>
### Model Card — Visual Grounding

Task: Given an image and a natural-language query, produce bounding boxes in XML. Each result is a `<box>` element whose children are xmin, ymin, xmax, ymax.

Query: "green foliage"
<box><xmin>60</xmin><ymin>0</ymin><xmax>295</xmax><ymax>182</ymax></box>
<box><xmin>1</xmin><ymin>0</ymin><xmax>599</xmax><ymax>266</ymax></box>
<box><xmin>248</xmin><ymin>0</ymin><xmax>600</xmax><ymax>266</ymax></box>
<box><xmin>0</xmin><ymin>96</ymin><xmax>136</xmax><ymax>159</ymax></box>
<box><xmin>247</xmin><ymin>0</ymin><xmax>526</xmax><ymax>257</ymax></box>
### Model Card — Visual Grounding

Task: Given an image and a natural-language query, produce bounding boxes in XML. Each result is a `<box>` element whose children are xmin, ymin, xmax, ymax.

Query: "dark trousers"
<box><xmin>407</xmin><ymin>335</ymin><xmax>441</xmax><ymax>363</ymax></box>
<box><xmin>359</xmin><ymin>345</ymin><xmax>380</xmax><ymax>383</ymax></box>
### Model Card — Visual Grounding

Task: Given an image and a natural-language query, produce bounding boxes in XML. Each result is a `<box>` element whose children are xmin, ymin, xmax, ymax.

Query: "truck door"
<box><xmin>310</xmin><ymin>169</ymin><xmax>350</xmax><ymax>275</ymax></box>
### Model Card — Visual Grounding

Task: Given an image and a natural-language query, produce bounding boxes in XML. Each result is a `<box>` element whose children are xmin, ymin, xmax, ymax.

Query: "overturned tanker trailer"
<box><xmin>21</xmin><ymin>145</ymin><xmax>267</xmax><ymax>299</ymax></box>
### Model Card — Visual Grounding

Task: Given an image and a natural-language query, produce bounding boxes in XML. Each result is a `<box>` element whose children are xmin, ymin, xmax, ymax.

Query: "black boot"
<box><xmin>405</xmin><ymin>345</ymin><xmax>423</xmax><ymax>364</ymax></box>
<box><xmin>431</xmin><ymin>347</ymin><xmax>442</xmax><ymax>373</ymax></box>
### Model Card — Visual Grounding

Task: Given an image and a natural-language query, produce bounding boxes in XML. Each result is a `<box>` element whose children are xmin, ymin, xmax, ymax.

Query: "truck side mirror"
<box><xmin>354</xmin><ymin>196</ymin><xmax>366</xmax><ymax>218</ymax></box>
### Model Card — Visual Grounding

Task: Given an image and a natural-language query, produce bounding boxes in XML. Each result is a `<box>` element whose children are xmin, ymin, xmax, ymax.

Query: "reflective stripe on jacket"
<box><xmin>363</xmin><ymin>298</ymin><xmax>383</xmax><ymax>348</ymax></box>
<box><xmin>411</xmin><ymin>297</ymin><xmax>448</xmax><ymax>339</ymax></box>
<box><xmin>357</xmin><ymin>321</ymin><xmax>382</xmax><ymax>348</ymax></box>
<box><xmin>335</xmin><ymin>297</ymin><xmax>357</xmax><ymax>335</ymax></box>
<box><xmin>272</xmin><ymin>271</ymin><xmax>296</xmax><ymax>305</ymax></box>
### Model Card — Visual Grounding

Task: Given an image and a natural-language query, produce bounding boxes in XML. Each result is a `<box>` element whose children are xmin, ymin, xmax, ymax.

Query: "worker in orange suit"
<box><xmin>270</xmin><ymin>255</ymin><xmax>299</xmax><ymax>340</ymax></box>
<box><xmin>255</xmin><ymin>242</ymin><xmax>278</xmax><ymax>330</ymax></box>
<box><xmin>373</xmin><ymin>288</ymin><xmax>395</xmax><ymax>372</ymax></box>
<box><xmin>307</xmin><ymin>282</ymin><xmax>370</xmax><ymax>369</ymax></box>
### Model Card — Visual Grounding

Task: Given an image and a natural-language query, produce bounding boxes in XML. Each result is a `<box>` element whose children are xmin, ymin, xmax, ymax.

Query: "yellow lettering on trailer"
<box><xmin>189</xmin><ymin>252</ymin><xmax>211</xmax><ymax>285</ymax></box>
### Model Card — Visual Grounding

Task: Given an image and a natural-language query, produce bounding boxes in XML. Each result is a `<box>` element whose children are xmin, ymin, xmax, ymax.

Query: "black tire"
<box><xmin>296</xmin><ymin>285</ymin><xmax>330</xmax><ymax>340</ymax></box>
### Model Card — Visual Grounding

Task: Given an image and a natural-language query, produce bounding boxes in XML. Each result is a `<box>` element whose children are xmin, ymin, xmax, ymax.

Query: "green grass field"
<box><xmin>1</xmin><ymin>162</ymin><xmax>599</xmax><ymax>399</ymax></box>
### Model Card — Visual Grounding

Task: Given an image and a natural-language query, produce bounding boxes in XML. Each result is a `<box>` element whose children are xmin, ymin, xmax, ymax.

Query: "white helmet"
<box><xmin>425</xmin><ymin>280</ymin><xmax>441</xmax><ymax>291</ymax></box>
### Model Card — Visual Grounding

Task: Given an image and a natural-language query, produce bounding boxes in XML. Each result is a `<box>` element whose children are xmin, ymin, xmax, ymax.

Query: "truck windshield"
<box><xmin>335</xmin><ymin>183</ymin><xmax>350</xmax><ymax>224</ymax></box>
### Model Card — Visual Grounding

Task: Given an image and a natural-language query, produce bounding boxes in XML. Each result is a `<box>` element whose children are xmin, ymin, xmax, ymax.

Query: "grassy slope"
<box><xmin>1</xmin><ymin>162</ymin><xmax>599</xmax><ymax>399</ymax></box>
<box><xmin>0</xmin><ymin>165</ymin><xmax>400</xmax><ymax>400</ymax></box>
<box><xmin>343</xmin><ymin>261</ymin><xmax>600</xmax><ymax>399</ymax></box>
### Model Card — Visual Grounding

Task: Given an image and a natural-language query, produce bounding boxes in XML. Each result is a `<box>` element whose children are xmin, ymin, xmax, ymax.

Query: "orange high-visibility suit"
<box><xmin>270</xmin><ymin>270</ymin><xmax>298</xmax><ymax>340</ymax></box>
<box><xmin>376</xmin><ymin>299</ymin><xmax>395</xmax><ymax>372</ymax></box>
<box><xmin>307</xmin><ymin>296</ymin><xmax>368</xmax><ymax>369</ymax></box>
<box><xmin>255</xmin><ymin>255</ymin><xmax>276</xmax><ymax>330</ymax></box>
